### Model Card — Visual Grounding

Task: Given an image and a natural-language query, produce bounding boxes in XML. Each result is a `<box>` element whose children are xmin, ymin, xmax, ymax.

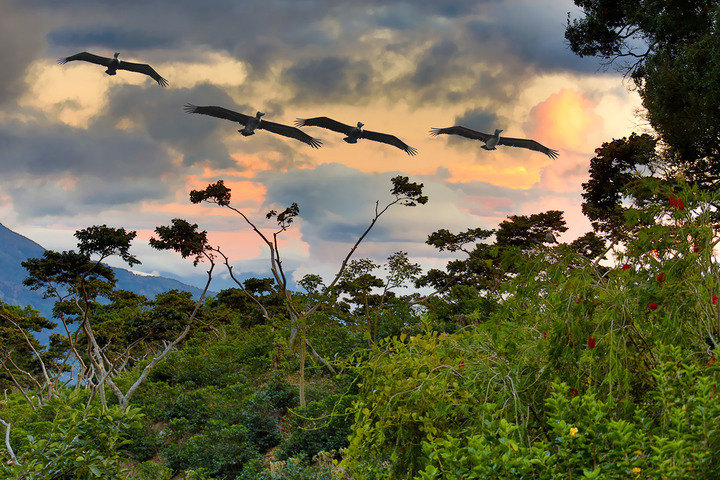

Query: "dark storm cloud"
<box><xmin>455</xmin><ymin>108</ymin><xmax>499</xmax><ymax>131</ymax></box>
<box><xmin>9</xmin><ymin>0</ymin><xmax>597</xmax><ymax>112</ymax></box>
<box><xmin>0</xmin><ymin>7</ymin><xmax>47</xmax><ymax>104</ymax></box>
<box><xmin>284</xmin><ymin>56</ymin><xmax>375</xmax><ymax>102</ymax></box>
<box><xmin>464</xmin><ymin>0</ymin><xmax>604</xmax><ymax>73</ymax></box>
<box><xmin>5</xmin><ymin>176</ymin><xmax>173</xmax><ymax>218</ymax></box>
<box><xmin>255</xmin><ymin>164</ymin><xmax>481</xmax><ymax>250</ymax></box>
<box><xmin>93</xmin><ymin>83</ymin><xmax>241</xmax><ymax>168</ymax></box>
<box><xmin>0</xmin><ymin>113</ymin><xmax>183</xmax><ymax>218</ymax></box>
<box><xmin>48</xmin><ymin>27</ymin><xmax>177</xmax><ymax>50</ymax></box>
<box><xmin>410</xmin><ymin>40</ymin><xmax>463</xmax><ymax>88</ymax></box>
<box><xmin>0</xmin><ymin>121</ymin><xmax>172</xmax><ymax>178</ymax></box>
<box><xmin>431</xmin><ymin>107</ymin><xmax>500</xmax><ymax>149</ymax></box>
<box><xmin>257</xmin><ymin>163</ymin><xmax>414</xmax><ymax>244</ymax></box>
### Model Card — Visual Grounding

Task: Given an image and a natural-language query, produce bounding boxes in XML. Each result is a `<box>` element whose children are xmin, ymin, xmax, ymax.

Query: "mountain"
<box><xmin>0</xmin><ymin>223</ymin><xmax>209</xmax><ymax>324</ymax></box>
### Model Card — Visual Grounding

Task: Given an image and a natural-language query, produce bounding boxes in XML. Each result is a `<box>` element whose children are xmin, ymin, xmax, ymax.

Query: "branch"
<box><xmin>0</xmin><ymin>418</ymin><xmax>19</xmax><ymax>465</ymax></box>
<box><xmin>2</xmin><ymin>314</ymin><xmax>53</xmax><ymax>393</ymax></box>
<box><xmin>305</xmin><ymin>338</ymin><xmax>337</xmax><ymax>376</ymax></box>
<box><xmin>0</xmin><ymin>358</ymin><xmax>36</xmax><ymax>412</ymax></box>
<box><xmin>306</xmin><ymin>198</ymin><xmax>401</xmax><ymax>318</ymax></box>
<box><xmin>213</xmin><ymin>247</ymin><xmax>272</xmax><ymax>321</ymax></box>
<box><xmin>119</xmin><ymin>261</ymin><xmax>215</xmax><ymax>410</ymax></box>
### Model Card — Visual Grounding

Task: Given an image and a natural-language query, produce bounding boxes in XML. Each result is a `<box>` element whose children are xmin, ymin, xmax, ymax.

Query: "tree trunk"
<box><xmin>299</xmin><ymin>326</ymin><xmax>306</xmax><ymax>407</ymax></box>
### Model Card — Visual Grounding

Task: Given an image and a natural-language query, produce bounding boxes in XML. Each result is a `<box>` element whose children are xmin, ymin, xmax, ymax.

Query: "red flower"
<box><xmin>713</xmin><ymin>294</ymin><xmax>718</xmax><ymax>305</ymax></box>
<box><xmin>574</xmin><ymin>296</ymin><xmax>582</xmax><ymax>304</ymax></box>
<box><xmin>668</xmin><ymin>196</ymin><xmax>685</xmax><ymax>210</ymax></box>
<box><xmin>542</xmin><ymin>332</ymin><xmax>547</xmax><ymax>339</ymax></box>
<box><xmin>649</xmin><ymin>302</ymin><xmax>658</xmax><ymax>310</ymax></box>
<box><xmin>622</xmin><ymin>263</ymin><xmax>631</xmax><ymax>270</ymax></box>
<box><xmin>588</xmin><ymin>336</ymin><xmax>596</xmax><ymax>349</ymax></box>
<box><xmin>458</xmin><ymin>360</ymin><xmax>465</xmax><ymax>369</ymax></box>
<box><xmin>569</xmin><ymin>388</ymin><xmax>579</xmax><ymax>399</ymax></box>
<box><xmin>709</xmin><ymin>356</ymin><xmax>717</xmax><ymax>366</ymax></box>
<box><xmin>656</xmin><ymin>272</ymin><xmax>665</xmax><ymax>283</ymax></box>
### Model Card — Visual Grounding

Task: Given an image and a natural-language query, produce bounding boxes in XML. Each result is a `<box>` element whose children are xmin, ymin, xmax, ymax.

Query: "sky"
<box><xmin>0</xmin><ymin>0</ymin><xmax>643</xmax><ymax>290</ymax></box>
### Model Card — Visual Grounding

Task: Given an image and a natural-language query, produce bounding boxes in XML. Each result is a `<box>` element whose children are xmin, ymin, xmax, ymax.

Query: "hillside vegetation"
<box><xmin>3</xmin><ymin>1</ymin><xmax>720</xmax><ymax>479</ymax></box>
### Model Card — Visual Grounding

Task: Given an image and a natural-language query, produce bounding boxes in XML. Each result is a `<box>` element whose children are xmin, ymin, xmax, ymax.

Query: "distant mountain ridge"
<box><xmin>0</xmin><ymin>223</ymin><xmax>209</xmax><ymax>323</ymax></box>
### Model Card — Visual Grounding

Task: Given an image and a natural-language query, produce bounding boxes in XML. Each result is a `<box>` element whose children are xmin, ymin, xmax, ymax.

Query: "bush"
<box><xmin>0</xmin><ymin>394</ymin><xmax>141</xmax><ymax>480</ymax></box>
<box><xmin>418</xmin><ymin>347</ymin><xmax>719</xmax><ymax>479</ymax></box>
<box><xmin>164</xmin><ymin>422</ymin><xmax>258</xmax><ymax>478</ymax></box>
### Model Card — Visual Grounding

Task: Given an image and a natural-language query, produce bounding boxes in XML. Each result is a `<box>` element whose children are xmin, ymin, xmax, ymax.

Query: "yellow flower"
<box><xmin>633</xmin><ymin>450</ymin><xmax>643</xmax><ymax>456</ymax></box>
<box><xmin>569</xmin><ymin>427</ymin><xmax>578</xmax><ymax>436</ymax></box>
<box><xmin>632</xmin><ymin>467</ymin><xmax>641</xmax><ymax>475</ymax></box>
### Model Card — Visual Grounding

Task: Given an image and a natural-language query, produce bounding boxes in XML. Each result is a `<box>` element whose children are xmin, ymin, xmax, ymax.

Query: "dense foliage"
<box><xmin>2</xmin><ymin>6</ymin><xmax>720</xmax><ymax>477</ymax></box>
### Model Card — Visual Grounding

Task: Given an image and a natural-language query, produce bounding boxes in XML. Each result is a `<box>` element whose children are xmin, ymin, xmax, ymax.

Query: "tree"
<box><xmin>566</xmin><ymin>1</ymin><xmax>720</xmax><ymax>183</ymax></box>
<box><xmin>336</xmin><ymin>252</ymin><xmax>422</xmax><ymax>343</ymax></box>
<box><xmin>581</xmin><ymin>133</ymin><xmax>660</xmax><ymax>239</ymax></box>
<box><xmin>19</xmin><ymin>225</ymin><xmax>213</xmax><ymax>411</ymax></box>
<box><xmin>160</xmin><ymin>176</ymin><xmax>428</xmax><ymax>406</ymax></box>
<box><xmin>0</xmin><ymin>303</ymin><xmax>58</xmax><ymax>405</ymax></box>
<box><xmin>420</xmin><ymin>211</ymin><xmax>570</xmax><ymax>293</ymax></box>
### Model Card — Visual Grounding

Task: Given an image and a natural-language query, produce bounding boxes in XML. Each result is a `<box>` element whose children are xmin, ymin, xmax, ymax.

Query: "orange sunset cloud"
<box><xmin>527</xmin><ymin>88</ymin><xmax>604</xmax><ymax>152</ymax></box>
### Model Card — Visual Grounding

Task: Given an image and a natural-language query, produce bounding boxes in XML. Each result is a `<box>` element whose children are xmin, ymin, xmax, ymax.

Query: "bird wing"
<box><xmin>361</xmin><ymin>130</ymin><xmax>418</xmax><ymax>156</ymax></box>
<box><xmin>58</xmin><ymin>52</ymin><xmax>111</xmax><ymax>67</ymax></box>
<box><xmin>118</xmin><ymin>60</ymin><xmax>168</xmax><ymax>86</ymax></box>
<box><xmin>184</xmin><ymin>104</ymin><xmax>251</xmax><ymax>125</ymax></box>
<box><xmin>498</xmin><ymin>137</ymin><xmax>559</xmax><ymax>159</ymax></box>
<box><xmin>294</xmin><ymin>116</ymin><xmax>354</xmax><ymax>135</ymax></box>
<box><xmin>429</xmin><ymin>125</ymin><xmax>491</xmax><ymax>141</ymax></box>
<box><xmin>260</xmin><ymin>120</ymin><xmax>323</xmax><ymax>148</ymax></box>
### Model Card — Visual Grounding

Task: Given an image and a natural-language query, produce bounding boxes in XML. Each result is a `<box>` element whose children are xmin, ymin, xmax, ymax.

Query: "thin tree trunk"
<box><xmin>299</xmin><ymin>326</ymin><xmax>306</xmax><ymax>407</ymax></box>
<box><xmin>0</xmin><ymin>418</ymin><xmax>19</xmax><ymax>465</ymax></box>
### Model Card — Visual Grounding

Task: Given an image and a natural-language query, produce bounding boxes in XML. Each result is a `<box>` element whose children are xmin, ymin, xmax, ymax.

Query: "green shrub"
<box><xmin>0</xmin><ymin>394</ymin><xmax>141</xmax><ymax>480</ymax></box>
<box><xmin>164</xmin><ymin>422</ymin><xmax>258</xmax><ymax>478</ymax></box>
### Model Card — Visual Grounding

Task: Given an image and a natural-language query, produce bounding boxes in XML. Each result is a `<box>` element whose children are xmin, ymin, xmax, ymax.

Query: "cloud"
<box><xmin>92</xmin><ymin>82</ymin><xmax>242</xmax><ymax>168</ymax></box>
<box><xmin>4</xmin><ymin>176</ymin><xmax>174</xmax><ymax>218</ymax></box>
<box><xmin>0</xmin><ymin>121</ymin><xmax>173</xmax><ymax>178</ymax></box>
<box><xmin>524</xmin><ymin>88</ymin><xmax>604</xmax><ymax>151</ymax></box>
<box><xmin>465</xmin><ymin>0</ymin><xmax>604</xmax><ymax>73</ymax></box>
<box><xmin>454</xmin><ymin>108</ymin><xmax>500</xmax><ymax>130</ymax></box>
<box><xmin>0</xmin><ymin>6</ymin><xmax>47</xmax><ymax>104</ymax></box>
<box><xmin>284</xmin><ymin>56</ymin><xmax>375</xmax><ymax>103</ymax></box>
<box><xmin>256</xmin><ymin>163</ymin><xmax>486</xmax><ymax>251</ymax></box>
<box><xmin>48</xmin><ymin>27</ymin><xmax>178</xmax><ymax>50</ymax></box>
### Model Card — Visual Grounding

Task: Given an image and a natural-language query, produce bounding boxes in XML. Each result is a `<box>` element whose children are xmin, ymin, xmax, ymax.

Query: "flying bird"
<box><xmin>429</xmin><ymin>126</ymin><xmax>558</xmax><ymax>159</ymax></box>
<box><xmin>184</xmin><ymin>104</ymin><xmax>322</xmax><ymax>148</ymax></box>
<box><xmin>295</xmin><ymin>117</ymin><xmax>417</xmax><ymax>156</ymax></box>
<box><xmin>58</xmin><ymin>52</ymin><xmax>168</xmax><ymax>87</ymax></box>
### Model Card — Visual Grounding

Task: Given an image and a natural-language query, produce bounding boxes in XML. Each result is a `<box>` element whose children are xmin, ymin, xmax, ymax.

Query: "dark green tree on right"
<box><xmin>567</xmin><ymin>1</ymin><xmax>720</xmax><ymax>187</ymax></box>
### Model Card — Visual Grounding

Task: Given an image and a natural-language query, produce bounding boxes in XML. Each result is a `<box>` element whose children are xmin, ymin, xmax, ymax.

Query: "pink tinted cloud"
<box><xmin>526</xmin><ymin>88</ymin><xmax>604</xmax><ymax>152</ymax></box>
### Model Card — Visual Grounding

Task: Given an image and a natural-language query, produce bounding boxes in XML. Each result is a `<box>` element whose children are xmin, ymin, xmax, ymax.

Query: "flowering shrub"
<box><xmin>416</xmin><ymin>346</ymin><xmax>719</xmax><ymax>480</ymax></box>
<box><xmin>344</xmin><ymin>179</ymin><xmax>720</xmax><ymax>479</ymax></box>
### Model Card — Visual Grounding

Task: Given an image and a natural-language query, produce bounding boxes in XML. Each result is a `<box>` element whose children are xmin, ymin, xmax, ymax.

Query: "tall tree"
<box><xmin>566</xmin><ymin>1</ymin><xmax>720</xmax><ymax>183</ymax></box>
<box><xmin>155</xmin><ymin>176</ymin><xmax>428</xmax><ymax>406</ymax></box>
<box><xmin>20</xmin><ymin>225</ymin><xmax>213</xmax><ymax>411</ymax></box>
